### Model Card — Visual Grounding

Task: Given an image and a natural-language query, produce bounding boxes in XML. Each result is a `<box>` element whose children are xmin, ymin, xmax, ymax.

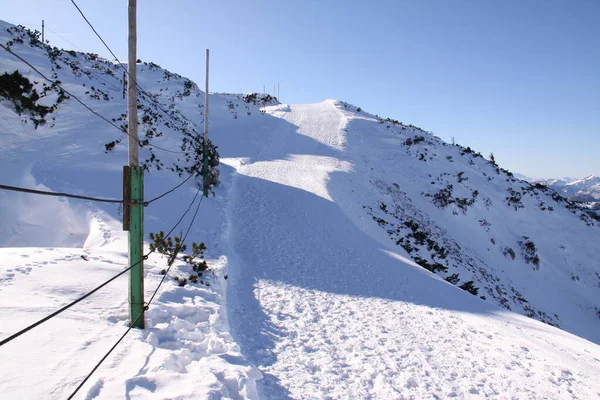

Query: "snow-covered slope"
<box><xmin>1</xmin><ymin>21</ymin><xmax>600</xmax><ymax>399</ymax></box>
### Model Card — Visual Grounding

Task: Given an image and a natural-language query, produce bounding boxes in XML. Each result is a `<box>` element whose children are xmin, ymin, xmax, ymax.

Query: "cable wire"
<box><xmin>67</xmin><ymin>186</ymin><xmax>205</xmax><ymax>399</ymax></box>
<box><xmin>0</xmin><ymin>263</ymin><xmax>134</xmax><ymax>348</ymax></box>
<box><xmin>45</xmin><ymin>26</ymin><xmax>122</xmax><ymax>93</ymax></box>
<box><xmin>147</xmin><ymin>192</ymin><xmax>204</xmax><ymax>307</ymax></box>
<box><xmin>66</xmin><ymin>309</ymin><xmax>145</xmax><ymax>400</ymax></box>
<box><xmin>145</xmin><ymin>167</ymin><xmax>198</xmax><ymax>205</ymax></box>
<box><xmin>0</xmin><ymin>43</ymin><xmax>185</xmax><ymax>155</ymax></box>
<box><xmin>0</xmin><ymin>178</ymin><xmax>204</xmax><ymax>348</ymax></box>
<box><xmin>69</xmin><ymin>0</ymin><xmax>203</xmax><ymax>136</ymax></box>
<box><xmin>45</xmin><ymin>25</ymin><xmax>84</xmax><ymax>52</ymax></box>
<box><xmin>0</xmin><ymin>183</ymin><xmax>144</xmax><ymax>205</ymax></box>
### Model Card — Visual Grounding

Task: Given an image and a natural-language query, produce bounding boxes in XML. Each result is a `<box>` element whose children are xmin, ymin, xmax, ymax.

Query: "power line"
<box><xmin>44</xmin><ymin>25</ymin><xmax>84</xmax><ymax>52</ymax></box>
<box><xmin>66</xmin><ymin>309</ymin><xmax>145</xmax><ymax>400</ymax></box>
<box><xmin>0</xmin><ymin>263</ymin><xmax>134</xmax><ymax>348</ymax></box>
<box><xmin>147</xmin><ymin>193</ymin><xmax>204</xmax><ymax>307</ymax></box>
<box><xmin>1</xmin><ymin>165</ymin><xmax>200</xmax><ymax>207</ymax></box>
<box><xmin>0</xmin><ymin>43</ymin><xmax>185</xmax><ymax>155</ymax></box>
<box><xmin>0</xmin><ymin>183</ymin><xmax>144</xmax><ymax>205</ymax></box>
<box><xmin>44</xmin><ymin>25</ymin><xmax>121</xmax><ymax>92</ymax></box>
<box><xmin>69</xmin><ymin>0</ymin><xmax>203</xmax><ymax>137</ymax></box>
<box><xmin>145</xmin><ymin>167</ymin><xmax>198</xmax><ymax>205</ymax></box>
<box><xmin>67</xmin><ymin>186</ymin><xmax>205</xmax><ymax>399</ymax></box>
<box><xmin>0</xmin><ymin>181</ymin><xmax>204</xmax><ymax>348</ymax></box>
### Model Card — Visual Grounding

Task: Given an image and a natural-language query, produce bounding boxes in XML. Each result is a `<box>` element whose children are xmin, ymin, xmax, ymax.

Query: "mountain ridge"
<box><xmin>1</xmin><ymin>20</ymin><xmax>600</xmax><ymax>399</ymax></box>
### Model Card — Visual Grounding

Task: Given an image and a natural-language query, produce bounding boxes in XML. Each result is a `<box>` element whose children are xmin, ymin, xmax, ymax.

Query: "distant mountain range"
<box><xmin>532</xmin><ymin>175</ymin><xmax>600</xmax><ymax>202</ymax></box>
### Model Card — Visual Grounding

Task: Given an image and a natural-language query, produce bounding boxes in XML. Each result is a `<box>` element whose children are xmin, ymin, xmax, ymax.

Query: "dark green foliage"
<box><xmin>378</xmin><ymin>117</ymin><xmax>401</xmax><ymax>125</ymax></box>
<box><xmin>445</xmin><ymin>273</ymin><xmax>460</xmax><ymax>285</ymax></box>
<box><xmin>180</xmin><ymin>135</ymin><xmax>220</xmax><ymax>193</ymax></box>
<box><xmin>586</xmin><ymin>211</ymin><xmax>600</xmax><ymax>223</ymax></box>
<box><xmin>506</xmin><ymin>188</ymin><xmax>524</xmax><ymax>210</ymax></box>
<box><xmin>412</xmin><ymin>231</ymin><xmax>427</xmax><ymax>245</ymax></box>
<box><xmin>372</xmin><ymin>216</ymin><xmax>387</xmax><ymax>226</ymax></box>
<box><xmin>182</xmin><ymin>79</ymin><xmax>194</xmax><ymax>97</ymax></box>
<box><xmin>459</xmin><ymin>280</ymin><xmax>479</xmax><ymax>295</ymax></box>
<box><xmin>104</xmin><ymin>139</ymin><xmax>121</xmax><ymax>153</ymax></box>
<box><xmin>518</xmin><ymin>237</ymin><xmax>540</xmax><ymax>269</ymax></box>
<box><xmin>0</xmin><ymin>70</ymin><xmax>55</xmax><ymax>128</ymax></box>
<box><xmin>413</xmin><ymin>257</ymin><xmax>448</xmax><ymax>273</ymax></box>
<box><xmin>150</xmin><ymin>231</ymin><xmax>209</xmax><ymax>286</ymax></box>
<box><xmin>503</xmin><ymin>247</ymin><xmax>516</xmax><ymax>260</ymax></box>
<box><xmin>356</xmin><ymin>107</ymin><xmax>361</xmax><ymax>112</ymax></box>
<box><xmin>160</xmin><ymin>269</ymin><xmax>167</xmax><ymax>275</ymax></box>
<box><xmin>489</xmin><ymin>152</ymin><xmax>496</xmax><ymax>165</ymax></box>
<box><xmin>182</xmin><ymin>241</ymin><xmax>208</xmax><ymax>273</ymax></box>
<box><xmin>149</xmin><ymin>231</ymin><xmax>186</xmax><ymax>266</ymax></box>
<box><xmin>243</xmin><ymin>93</ymin><xmax>277</xmax><ymax>105</ymax></box>
<box><xmin>432</xmin><ymin>185</ymin><xmax>454</xmax><ymax>208</ymax></box>
<box><xmin>403</xmin><ymin>220</ymin><xmax>419</xmax><ymax>232</ymax></box>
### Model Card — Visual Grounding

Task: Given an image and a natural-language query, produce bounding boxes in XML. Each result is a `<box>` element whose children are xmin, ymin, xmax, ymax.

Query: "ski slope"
<box><xmin>223</xmin><ymin>100</ymin><xmax>600</xmax><ymax>399</ymax></box>
<box><xmin>1</xmin><ymin>20</ymin><xmax>600</xmax><ymax>399</ymax></box>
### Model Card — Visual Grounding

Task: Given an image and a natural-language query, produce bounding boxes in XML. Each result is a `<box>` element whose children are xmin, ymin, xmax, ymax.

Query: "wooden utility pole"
<box><xmin>203</xmin><ymin>49</ymin><xmax>209</xmax><ymax>197</ymax></box>
<box><xmin>41</xmin><ymin>20</ymin><xmax>44</xmax><ymax>43</ymax></box>
<box><xmin>126</xmin><ymin>0</ymin><xmax>144</xmax><ymax>329</ymax></box>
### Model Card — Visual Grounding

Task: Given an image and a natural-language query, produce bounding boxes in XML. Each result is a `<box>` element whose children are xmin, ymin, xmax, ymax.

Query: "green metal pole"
<box><xmin>128</xmin><ymin>166</ymin><xmax>144</xmax><ymax>328</ymax></box>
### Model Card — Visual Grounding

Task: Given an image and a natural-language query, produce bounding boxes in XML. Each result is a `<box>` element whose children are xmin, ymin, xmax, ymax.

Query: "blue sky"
<box><xmin>2</xmin><ymin>0</ymin><xmax>598</xmax><ymax>178</ymax></box>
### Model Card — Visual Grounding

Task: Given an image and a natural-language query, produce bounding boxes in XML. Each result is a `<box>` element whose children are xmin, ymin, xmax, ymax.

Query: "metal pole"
<box><xmin>203</xmin><ymin>49</ymin><xmax>209</xmax><ymax>197</ymax></box>
<box><xmin>127</xmin><ymin>0</ymin><xmax>144</xmax><ymax>329</ymax></box>
<box><xmin>41</xmin><ymin>20</ymin><xmax>44</xmax><ymax>43</ymax></box>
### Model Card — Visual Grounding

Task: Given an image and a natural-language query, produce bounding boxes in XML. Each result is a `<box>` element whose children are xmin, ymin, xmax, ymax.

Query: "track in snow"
<box><xmin>224</xmin><ymin>100</ymin><xmax>600</xmax><ymax>399</ymax></box>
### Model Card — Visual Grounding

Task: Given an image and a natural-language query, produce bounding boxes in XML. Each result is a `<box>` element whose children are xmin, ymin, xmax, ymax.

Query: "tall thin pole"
<box><xmin>203</xmin><ymin>49</ymin><xmax>209</xmax><ymax>197</ymax></box>
<box><xmin>127</xmin><ymin>0</ymin><xmax>144</xmax><ymax>329</ymax></box>
<box><xmin>128</xmin><ymin>3</ymin><xmax>138</xmax><ymax>167</ymax></box>
<box><xmin>41</xmin><ymin>20</ymin><xmax>44</xmax><ymax>43</ymax></box>
<box><xmin>277</xmin><ymin>82</ymin><xmax>280</xmax><ymax>101</ymax></box>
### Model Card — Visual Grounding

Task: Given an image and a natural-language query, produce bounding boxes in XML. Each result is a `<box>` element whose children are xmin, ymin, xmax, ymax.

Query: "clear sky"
<box><xmin>2</xmin><ymin>0</ymin><xmax>598</xmax><ymax>178</ymax></box>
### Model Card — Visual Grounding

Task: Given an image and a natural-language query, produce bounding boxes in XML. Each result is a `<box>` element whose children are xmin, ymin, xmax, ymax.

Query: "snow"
<box><xmin>1</xmin><ymin>20</ymin><xmax>600</xmax><ymax>399</ymax></box>
<box><xmin>225</xmin><ymin>100</ymin><xmax>600</xmax><ymax>399</ymax></box>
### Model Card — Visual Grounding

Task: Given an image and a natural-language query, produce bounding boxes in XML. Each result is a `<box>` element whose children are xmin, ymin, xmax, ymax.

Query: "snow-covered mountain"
<box><xmin>536</xmin><ymin>175</ymin><xmax>600</xmax><ymax>202</ymax></box>
<box><xmin>1</xmin><ymin>22</ymin><xmax>600</xmax><ymax>399</ymax></box>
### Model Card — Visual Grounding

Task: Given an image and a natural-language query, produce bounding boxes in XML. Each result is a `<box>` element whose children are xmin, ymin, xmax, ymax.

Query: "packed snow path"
<box><xmin>225</xmin><ymin>100</ymin><xmax>600</xmax><ymax>399</ymax></box>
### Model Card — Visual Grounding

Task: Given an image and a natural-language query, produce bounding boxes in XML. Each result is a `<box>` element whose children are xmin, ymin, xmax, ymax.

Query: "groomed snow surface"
<box><xmin>1</xmin><ymin>21</ymin><xmax>600</xmax><ymax>399</ymax></box>
<box><xmin>224</xmin><ymin>100</ymin><xmax>600</xmax><ymax>399</ymax></box>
